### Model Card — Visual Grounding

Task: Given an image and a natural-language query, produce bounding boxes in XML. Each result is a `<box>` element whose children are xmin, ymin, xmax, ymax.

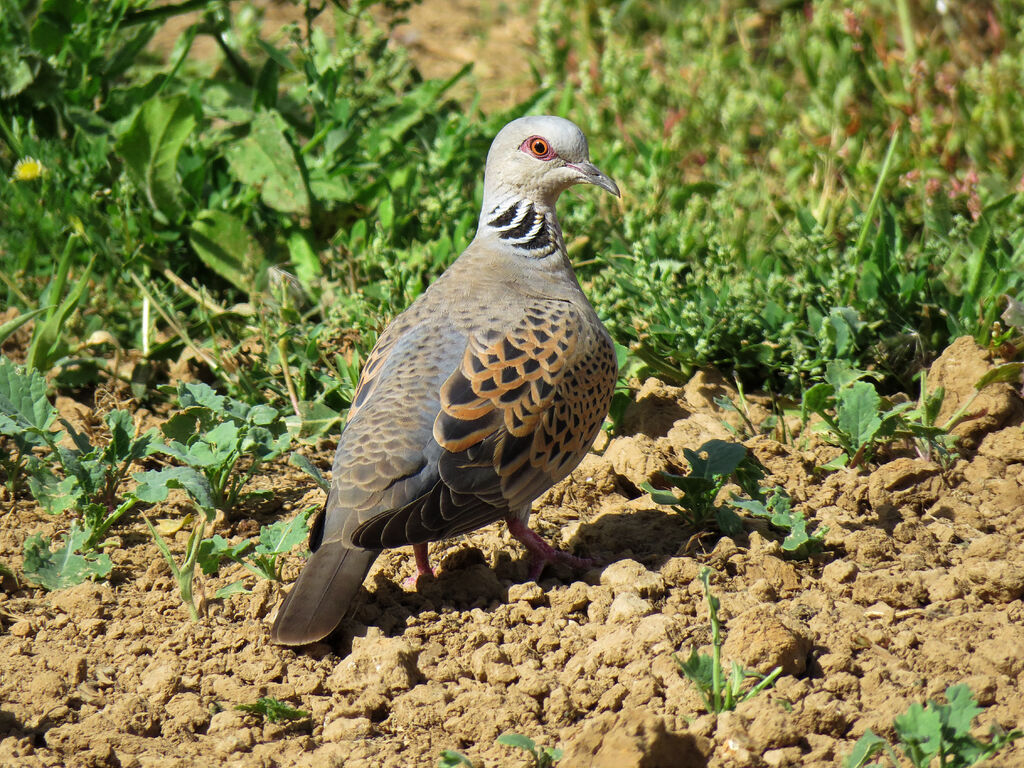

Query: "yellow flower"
<box><xmin>12</xmin><ymin>157</ymin><xmax>45</xmax><ymax>181</ymax></box>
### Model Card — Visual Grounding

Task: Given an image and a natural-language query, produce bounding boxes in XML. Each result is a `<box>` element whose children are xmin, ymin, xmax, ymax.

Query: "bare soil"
<box><xmin>2</xmin><ymin>336</ymin><xmax>1023</xmax><ymax>768</ymax></box>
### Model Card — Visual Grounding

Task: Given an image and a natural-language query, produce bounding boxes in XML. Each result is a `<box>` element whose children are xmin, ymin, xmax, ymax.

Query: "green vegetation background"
<box><xmin>2</xmin><ymin>0</ymin><xmax>1023</xmax><ymax>419</ymax></box>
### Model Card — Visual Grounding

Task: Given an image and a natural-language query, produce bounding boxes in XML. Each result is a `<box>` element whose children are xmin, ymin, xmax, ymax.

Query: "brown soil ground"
<box><xmin>2</xmin><ymin>336</ymin><xmax>1024</xmax><ymax>768</ymax></box>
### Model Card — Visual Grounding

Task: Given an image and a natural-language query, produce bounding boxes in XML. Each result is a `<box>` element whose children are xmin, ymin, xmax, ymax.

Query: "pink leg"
<box><xmin>402</xmin><ymin>542</ymin><xmax>435</xmax><ymax>589</ymax></box>
<box><xmin>505</xmin><ymin>516</ymin><xmax>593</xmax><ymax>581</ymax></box>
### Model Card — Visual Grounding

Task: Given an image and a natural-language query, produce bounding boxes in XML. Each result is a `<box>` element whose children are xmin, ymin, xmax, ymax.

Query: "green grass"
<box><xmin>1</xmin><ymin>0</ymin><xmax>1023</xmax><ymax>413</ymax></box>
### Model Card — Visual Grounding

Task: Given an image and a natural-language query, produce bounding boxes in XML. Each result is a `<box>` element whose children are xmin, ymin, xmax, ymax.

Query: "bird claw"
<box><xmin>507</xmin><ymin>516</ymin><xmax>593</xmax><ymax>581</ymax></box>
<box><xmin>403</xmin><ymin>542</ymin><xmax>435</xmax><ymax>590</ymax></box>
<box><xmin>402</xmin><ymin>569</ymin><xmax>434</xmax><ymax>590</ymax></box>
<box><xmin>526</xmin><ymin>550</ymin><xmax>594</xmax><ymax>581</ymax></box>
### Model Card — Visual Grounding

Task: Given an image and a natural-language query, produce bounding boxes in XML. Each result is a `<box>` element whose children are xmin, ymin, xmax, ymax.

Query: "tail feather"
<box><xmin>270</xmin><ymin>541</ymin><xmax>378</xmax><ymax>646</ymax></box>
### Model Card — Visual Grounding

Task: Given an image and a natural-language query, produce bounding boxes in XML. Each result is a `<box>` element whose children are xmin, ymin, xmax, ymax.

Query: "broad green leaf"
<box><xmin>438</xmin><ymin>750</ymin><xmax>474</xmax><ymax>768</ymax></box>
<box><xmin>0</xmin><ymin>356</ymin><xmax>56</xmax><ymax>438</ymax></box>
<box><xmin>801</xmin><ymin>382</ymin><xmax>834</xmax><ymax>420</ymax></box>
<box><xmin>27</xmin><ymin>472</ymin><xmax>78</xmax><ymax>515</ymax></box>
<box><xmin>836</xmin><ymin>381</ymin><xmax>882</xmax><ymax>451</ymax></box>
<box><xmin>286</xmin><ymin>400</ymin><xmax>341</xmax><ymax>441</ymax></box>
<box><xmin>683</xmin><ymin>439</ymin><xmax>747</xmax><ymax>479</ymax></box>
<box><xmin>214</xmin><ymin>581</ymin><xmax>250</xmax><ymax>599</ymax></box>
<box><xmin>133</xmin><ymin>466</ymin><xmax>214</xmax><ymax>511</ymax></box>
<box><xmin>189</xmin><ymin>210</ymin><xmax>264</xmax><ymax>295</ymax></box>
<box><xmin>225</xmin><ymin>111</ymin><xmax>309</xmax><ymax>215</ymax></box>
<box><xmin>197</xmin><ymin>535</ymin><xmax>253</xmax><ymax>575</ymax></box>
<box><xmin>22</xmin><ymin>525</ymin><xmax>112</xmax><ymax>590</ymax></box>
<box><xmin>116</xmin><ymin>95</ymin><xmax>196</xmax><ymax>222</ymax></box>
<box><xmin>255</xmin><ymin>508</ymin><xmax>313</xmax><ymax>556</ymax></box>
<box><xmin>641</xmin><ymin>482</ymin><xmax>683</xmax><ymax>507</ymax></box>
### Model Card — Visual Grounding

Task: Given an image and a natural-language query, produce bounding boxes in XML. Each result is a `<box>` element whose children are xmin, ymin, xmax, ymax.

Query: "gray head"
<box><xmin>481</xmin><ymin>116</ymin><xmax>620</xmax><ymax>210</ymax></box>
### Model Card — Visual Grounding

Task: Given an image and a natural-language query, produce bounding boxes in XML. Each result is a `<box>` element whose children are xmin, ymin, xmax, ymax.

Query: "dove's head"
<box><xmin>481</xmin><ymin>115</ymin><xmax>619</xmax><ymax>210</ymax></box>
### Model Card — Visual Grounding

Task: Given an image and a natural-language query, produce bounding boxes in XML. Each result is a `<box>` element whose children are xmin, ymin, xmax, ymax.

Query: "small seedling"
<box><xmin>144</xmin><ymin>512</ymin><xmax>209</xmax><ymax>621</ymax></box>
<box><xmin>728</xmin><ymin>488</ymin><xmax>826</xmax><ymax>558</ymax></box>
<box><xmin>675</xmin><ymin>568</ymin><xmax>782</xmax><ymax>714</ymax></box>
<box><xmin>642</xmin><ymin>439</ymin><xmax>753</xmax><ymax>537</ymax></box>
<box><xmin>235</xmin><ymin>697</ymin><xmax>309</xmax><ymax>723</ymax></box>
<box><xmin>497</xmin><ymin>733</ymin><xmax>563</xmax><ymax>768</ymax></box>
<box><xmin>643</xmin><ymin>439</ymin><xmax>822</xmax><ymax>554</ymax></box>
<box><xmin>197</xmin><ymin>507</ymin><xmax>314</xmax><ymax>597</ymax></box>
<box><xmin>844</xmin><ymin>684</ymin><xmax>1022</xmax><ymax>768</ymax></box>
<box><xmin>154</xmin><ymin>382</ymin><xmax>292</xmax><ymax>516</ymax></box>
<box><xmin>438</xmin><ymin>750</ymin><xmax>475</xmax><ymax>768</ymax></box>
<box><xmin>802</xmin><ymin>360</ymin><xmax>1023</xmax><ymax>470</ymax></box>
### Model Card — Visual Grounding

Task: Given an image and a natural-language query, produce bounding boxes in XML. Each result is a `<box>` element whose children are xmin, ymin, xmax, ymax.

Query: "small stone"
<box><xmin>322</xmin><ymin>716</ymin><xmax>373</xmax><ymax>741</ymax></box>
<box><xmin>326</xmin><ymin>636</ymin><xmax>420</xmax><ymax>694</ymax></box>
<box><xmin>822</xmin><ymin>560</ymin><xmax>857</xmax><ymax>585</ymax></box>
<box><xmin>606</xmin><ymin>592</ymin><xmax>653</xmax><ymax>623</ymax></box>
<box><xmin>722</xmin><ymin>605</ymin><xmax>813</xmax><ymax>676</ymax></box>
<box><xmin>600</xmin><ymin>560</ymin><xmax>665</xmax><ymax>598</ymax></box>
<box><xmin>208</xmin><ymin>710</ymin><xmax>248</xmax><ymax>735</ymax></box>
<box><xmin>139</xmin><ymin>660</ymin><xmax>181</xmax><ymax>704</ymax></box>
<box><xmin>763</xmin><ymin>746</ymin><xmax>803</xmax><ymax>767</ymax></box>
<box><xmin>213</xmin><ymin>728</ymin><xmax>255</xmax><ymax>756</ymax></box>
<box><xmin>9</xmin><ymin>620</ymin><xmax>32</xmax><ymax>637</ymax></box>
<box><xmin>507</xmin><ymin>582</ymin><xmax>545</xmax><ymax>605</ymax></box>
<box><xmin>469</xmin><ymin>643</ymin><xmax>510</xmax><ymax>682</ymax></box>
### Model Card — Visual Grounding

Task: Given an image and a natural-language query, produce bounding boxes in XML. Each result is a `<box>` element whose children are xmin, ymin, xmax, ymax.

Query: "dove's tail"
<box><xmin>270</xmin><ymin>541</ymin><xmax>378</xmax><ymax>646</ymax></box>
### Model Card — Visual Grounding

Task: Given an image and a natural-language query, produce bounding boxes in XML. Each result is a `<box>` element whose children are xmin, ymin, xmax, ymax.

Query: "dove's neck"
<box><xmin>477</xmin><ymin>195</ymin><xmax>565</xmax><ymax>259</ymax></box>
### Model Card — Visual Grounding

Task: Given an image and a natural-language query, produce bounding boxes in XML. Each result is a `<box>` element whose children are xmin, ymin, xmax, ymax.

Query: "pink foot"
<box><xmin>505</xmin><ymin>516</ymin><xmax>593</xmax><ymax>581</ymax></box>
<box><xmin>402</xmin><ymin>542</ymin><xmax>435</xmax><ymax>589</ymax></box>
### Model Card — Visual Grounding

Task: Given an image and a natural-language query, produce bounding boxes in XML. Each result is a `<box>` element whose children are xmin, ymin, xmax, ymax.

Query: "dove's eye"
<box><xmin>521</xmin><ymin>136</ymin><xmax>554</xmax><ymax>160</ymax></box>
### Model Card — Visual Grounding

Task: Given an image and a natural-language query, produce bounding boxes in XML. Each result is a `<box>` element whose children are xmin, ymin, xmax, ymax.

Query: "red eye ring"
<box><xmin>521</xmin><ymin>135</ymin><xmax>554</xmax><ymax>160</ymax></box>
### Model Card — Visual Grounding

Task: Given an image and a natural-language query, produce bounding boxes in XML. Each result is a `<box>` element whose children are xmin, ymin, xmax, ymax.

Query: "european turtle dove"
<box><xmin>271</xmin><ymin>115</ymin><xmax>620</xmax><ymax>646</ymax></box>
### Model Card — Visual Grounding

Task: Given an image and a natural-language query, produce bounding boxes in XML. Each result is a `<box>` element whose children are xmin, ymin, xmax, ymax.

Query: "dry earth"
<box><xmin>2</xmin><ymin>336</ymin><xmax>1023</xmax><ymax>768</ymax></box>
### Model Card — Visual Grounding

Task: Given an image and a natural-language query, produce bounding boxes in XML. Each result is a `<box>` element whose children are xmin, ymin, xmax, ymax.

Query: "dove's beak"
<box><xmin>569</xmin><ymin>161</ymin><xmax>621</xmax><ymax>198</ymax></box>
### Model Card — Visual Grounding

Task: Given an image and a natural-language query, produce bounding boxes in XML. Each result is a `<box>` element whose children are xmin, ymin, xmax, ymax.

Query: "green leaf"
<box><xmin>255</xmin><ymin>508</ymin><xmax>313</xmax><ymax>557</ymax></box>
<box><xmin>801</xmin><ymin>382</ymin><xmax>834</xmax><ymax>421</ymax></box>
<box><xmin>974</xmin><ymin>363</ymin><xmax>1023</xmax><ymax>390</ymax></box>
<box><xmin>197</xmin><ymin>535</ymin><xmax>253</xmax><ymax>575</ymax></box>
<box><xmin>683</xmin><ymin>440</ymin><xmax>748</xmax><ymax>479</ymax></box>
<box><xmin>0</xmin><ymin>306</ymin><xmax>50</xmax><ymax>347</ymax></box>
<box><xmin>286</xmin><ymin>401</ymin><xmax>341</xmax><ymax>440</ymax></box>
<box><xmin>27</xmin><ymin>471</ymin><xmax>79</xmax><ymax>515</ymax></box>
<box><xmin>286</xmin><ymin>230</ymin><xmax>322</xmax><ymax>287</ymax></box>
<box><xmin>0</xmin><ymin>355</ymin><xmax>57</xmax><ymax>440</ymax></box>
<box><xmin>225</xmin><ymin>111</ymin><xmax>309</xmax><ymax>215</ymax></box>
<box><xmin>235</xmin><ymin>697</ymin><xmax>309</xmax><ymax>723</ymax></box>
<box><xmin>189</xmin><ymin>209</ymin><xmax>265</xmax><ymax>295</ymax></box>
<box><xmin>836</xmin><ymin>381</ymin><xmax>883</xmax><ymax>451</ymax></box>
<box><xmin>640</xmin><ymin>481</ymin><xmax>682</xmax><ymax>507</ymax></box>
<box><xmin>438</xmin><ymin>750</ymin><xmax>475</xmax><ymax>768</ymax></box>
<box><xmin>116</xmin><ymin>95</ymin><xmax>196</xmax><ymax>223</ymax></box>
<box><xmin>133</xmin><ymin>467</ymin><xmax>215</xmax><ymax>512</ymax></box>
<box><xmin>22</xmin><ymin>525</ymin><xmax>113</xmax><ymax>590</ymax></box>
<box><xmin>496</xmin><ymin>733</ymin><xmax>539</xmax><ymax>757</ymax></box>
<box><xmin>214</xmin><ymin>581</ymin><xmax>250</xmax><ymax>599</ymax></box>
<box><xmin>843</xmin><ymin>730</ymin><xmax>889</xmax><ymax>768</ymax></box>
<box><xmin>290</xmin><ymin>453</ymin><xmax>330</xmax><ymax>493</ymax></box>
